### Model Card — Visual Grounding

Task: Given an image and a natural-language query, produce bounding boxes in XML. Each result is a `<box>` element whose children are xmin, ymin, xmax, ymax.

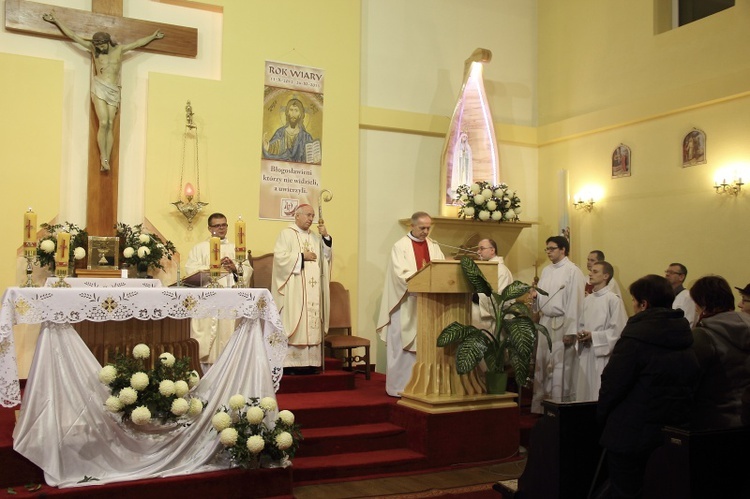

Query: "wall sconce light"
<box><xmin>714</xmin><ymin>177</ymin><xmax>744</xmax><ymax>196</ymax></box>
<box><xmin>573</xmin><ymin>196</ymin><xmax>595</xmax><ymax>212</ymax></box>
<box><xmin>172</xmin><ymin>101</ymin><xmax>208</xmax><ymax>230</ymax></box>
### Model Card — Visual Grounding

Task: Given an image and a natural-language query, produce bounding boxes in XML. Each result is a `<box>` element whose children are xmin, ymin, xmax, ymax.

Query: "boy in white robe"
<box><xmin>574</xmin><ymin>261</ymin><xmax>628</xmax><ymax>401</ymax></box>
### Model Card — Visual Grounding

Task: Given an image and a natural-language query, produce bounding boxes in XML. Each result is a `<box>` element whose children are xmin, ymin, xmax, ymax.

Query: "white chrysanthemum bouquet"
<box><xmin>212</xmin><ymin>394</ymin><xmax>302</xmax><ymax>469</ymax></box>
<box><xmin>454</xmin><ymin>181</ymin><xmax>522</xmax><ymax>222</ymax></box>
<box><xmin>98</xmin><ymin>343</ymin><xmax>203</xmax><ymax>426</ymax></box>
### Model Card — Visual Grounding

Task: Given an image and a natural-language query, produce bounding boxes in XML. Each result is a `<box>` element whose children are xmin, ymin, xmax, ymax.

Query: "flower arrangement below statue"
<box><xmin>454</xmin><ymin>182</ymin><xmax>522</xmax><ymax>222</ymax></box>
<box><xmin>98</xmin><ymin>344</ymin><xmax>204</xmax><ymax>426</ymax></box>
<box><xmin>116</xmin><ymin>223</ymin><xmax>176</xmax><ymax>274</ymax></box>
<box><xmin>36</xmin><ymin>222</ymin><xmax>88</xmax><ymax>270</ymax></box>
<box><xmin>212</xmin><ymin>395</ymin><xmax>302</xmax><ymax>469</ymax></box>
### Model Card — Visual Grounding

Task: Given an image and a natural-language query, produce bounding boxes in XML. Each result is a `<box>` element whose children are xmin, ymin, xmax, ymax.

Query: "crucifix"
<box><xmin>5</xmin><ymin>0</ymin><xmax>198</xmax><ymax>236</ymax></box>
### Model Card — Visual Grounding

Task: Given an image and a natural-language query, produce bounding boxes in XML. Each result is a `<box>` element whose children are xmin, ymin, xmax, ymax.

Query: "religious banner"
<box><xmin>259</xmin><ymin>61</ymin><xmax>324</xmax><ymax>220</ymax></box>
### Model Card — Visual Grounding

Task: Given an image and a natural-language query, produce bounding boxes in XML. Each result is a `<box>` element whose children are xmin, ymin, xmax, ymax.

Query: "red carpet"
<box><xmin>1</xmin><ymin>361</ymin><xmax>531</xmax><ymax>497</ymax></box>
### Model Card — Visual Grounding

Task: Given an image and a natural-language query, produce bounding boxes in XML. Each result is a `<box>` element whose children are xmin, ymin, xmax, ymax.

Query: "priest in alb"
<box><xmin>272</xmin><ymin>204</ymin><xmax>332</xmax><ymax>373</ymax></box>
<box><xmin>574</xmin><ymin>261</ymin><xmax>627</xmax><ymax>402</ymax></box>
<box><xmin>185</xmin><ymin>212</ymin><xmax>252</xmax><ymax>372</ymax></box>
<box><xmin>376</xmin><ymin>212</ymin><xmax>445</xmax><ymax>397</ymax></box>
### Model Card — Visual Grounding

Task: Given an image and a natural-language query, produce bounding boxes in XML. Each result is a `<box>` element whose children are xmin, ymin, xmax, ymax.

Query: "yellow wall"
<box><xmin>0</xmin><ymin>54</ymin><xmax>62</xmax><ymax>289</ymax></box>
<box><xmin>537</xmin><ymin>0</ymin><xmax>750</xmax><ymax>313</ymax></box>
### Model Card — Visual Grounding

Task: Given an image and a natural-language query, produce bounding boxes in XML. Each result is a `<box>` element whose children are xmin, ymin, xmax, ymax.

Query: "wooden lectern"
<box><xmin>398</xmin><ymin>260</ymin><xmax>518</xmax><ymax>413</ymax></box>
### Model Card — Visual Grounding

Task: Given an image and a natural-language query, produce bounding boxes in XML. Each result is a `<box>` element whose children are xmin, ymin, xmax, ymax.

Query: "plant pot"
<box><xmin>486</xmin><ymin>371</ymin><xmax>508</xmax><ymax>394</ymax></box>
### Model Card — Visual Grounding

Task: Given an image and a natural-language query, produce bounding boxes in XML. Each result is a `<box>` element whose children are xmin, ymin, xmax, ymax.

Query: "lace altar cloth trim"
<box><xmin>0</xmin><ymin>287</ymin><xmax>286</xmax><ymax>407</ymax></box>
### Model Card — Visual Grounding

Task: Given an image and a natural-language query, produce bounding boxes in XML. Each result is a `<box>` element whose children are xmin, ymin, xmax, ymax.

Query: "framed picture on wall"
<box><xmin>682</xmin><ymin>128</ymin><xmax>706</xmax><ymax>167</ymax></box>
<box><xmin>612</xmin><ymin>143</ymin><xmax>631</xmax><ymax>178</ymax></box>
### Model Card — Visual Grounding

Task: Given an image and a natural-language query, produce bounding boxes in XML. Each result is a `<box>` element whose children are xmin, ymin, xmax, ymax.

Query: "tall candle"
<box><xmin>56</xmin><ymin>231</ymin><xmax>70</xmax><ymax>266</ymax></box>
<box><xmin>235</xmin><ymin>217</ymin><xmax>246</xmax><ymax>256</ymax></box>
<box><xmin>23</xmin><ymin>209</ymin><xmax>37</xmax><ymax>257</ymax></box>
<box><xmin>209</xmin><ymin>236</ymin><xmax>221</xmax><ymax>270</ymax></box>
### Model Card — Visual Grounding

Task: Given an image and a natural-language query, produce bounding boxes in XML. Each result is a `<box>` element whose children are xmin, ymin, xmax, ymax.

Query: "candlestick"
<box><xmin>207</xmin><ymin>236</ymin><xmax>223</xmax><ymax>288</ymax></box>
<box><xmin>234</xmin><ymin>217</ymin><xmax>246</xmax><ymax>257</ymax></box>
<box><xmin>23</xmin><ymin>209</ymin><xmax>37</xmax><ymax>258</ymax></box>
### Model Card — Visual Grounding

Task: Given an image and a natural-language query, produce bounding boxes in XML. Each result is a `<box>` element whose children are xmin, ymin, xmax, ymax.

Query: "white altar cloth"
<box><xmin>43</xmin><ymin>277</ymin><xmax>161</xmax><ymax>288</ymax></box>
<box><xmin>0</xmin><ymin>287</ymin><xmax>289</xmax><ymax>487</ymax></box>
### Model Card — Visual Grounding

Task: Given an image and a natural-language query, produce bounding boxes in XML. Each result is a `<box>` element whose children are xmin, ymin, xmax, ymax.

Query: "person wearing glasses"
<box><xmin>664</xmin><ymin>263</ymin><xmax>697</xmax><ymax>327</ymax></box>
<box><xmin>472</xmin><ymin>238</ymin><xmax>513</xmax><ymax>332</ymax></box>
<box><xmin>530</xmin><ymin>235</ymin><xmax>586</xmax><ymax>413</ymax></box>
<box><xmin>185</xmin><ymin>212</ymin><xmax>252</xmax><ymax>371</ymax></box>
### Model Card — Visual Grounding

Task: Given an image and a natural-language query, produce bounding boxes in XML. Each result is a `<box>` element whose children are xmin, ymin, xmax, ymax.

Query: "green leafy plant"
<box><xmin>437</xmin><ymin>256</ymin><xmax>552</xmax><ymax>386</ymax></box>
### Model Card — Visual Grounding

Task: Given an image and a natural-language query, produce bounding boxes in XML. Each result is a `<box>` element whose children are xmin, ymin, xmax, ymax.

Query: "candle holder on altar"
<box><xmin>233</xmin><ymin>254</ymin><xmax>245</xmax><ymax>288</ymax></box>
<box><xmin>51</xmin><ymin>263</ymin><xmax>71</xmax><ymax>288</ymax></box>
<box><xmin>22</xmin><ymin>253</ymin><xmax>38</xmax><ymax>288</ymax></box>
<box><xmin>205</xmin><ymin>267</ymin><xmax>224</xmax><ymax>288</ymax></box>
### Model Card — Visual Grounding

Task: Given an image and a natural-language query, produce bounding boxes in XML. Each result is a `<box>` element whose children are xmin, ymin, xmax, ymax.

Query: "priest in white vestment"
<box><xmin>665</xmin><ymin>262</ymin><xmax>698</xmax><ymax>327</ymax></box>
<box><xmin>376</xmin><ymin>212</ymin><xmax>445</xmax><ymax>397</ymax></box>
<box><xmin>272</xmin><ymin>204</ymin><xmax>332</xmax><ymax>372</ymax></box>
<box><xmin>585</xmin><ymin>249</ymin><xmax>621</xmax><ymax>297</ymax></box>
<box><xmin>472</xmin><ymin>238</ymin><xmax>513</xmax><ymax>331</ymax></box>
<box><xmin>532</xmin><ymin>236</ymin><xmax>586</xmax><ymax>413</ymax></box>
<box><xmin>185</xmin><ymin>213</ymin><xmax>252</xmax><ymax>372</ymax></box>
<box><xmin>574</xmin><ymin>261</ymin><xmax>627</xmax><ymax>402</ymax></box>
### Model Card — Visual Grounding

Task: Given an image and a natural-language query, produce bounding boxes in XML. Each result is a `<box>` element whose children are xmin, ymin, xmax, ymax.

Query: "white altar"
<box><xmin>0</xmin><ymin>286</ymin><xmax>288</xmax><ymax>487</ymax></box>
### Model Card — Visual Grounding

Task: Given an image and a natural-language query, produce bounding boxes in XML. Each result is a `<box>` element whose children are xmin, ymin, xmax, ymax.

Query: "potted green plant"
<box><xmin>437</xmin><ymin>256</ymin><xmax>552</xmax><ymax>394</ymax></box>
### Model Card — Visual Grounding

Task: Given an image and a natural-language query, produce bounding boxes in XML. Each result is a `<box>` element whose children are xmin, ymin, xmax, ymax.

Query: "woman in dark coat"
<box><xmin>597</xmin><ymin>275</ymin><xmax>700</xmax><ymax>499</ymax></box>
<box><xmin>689</xmin><ymin>275</ymin><xmax>750</xmax><ymax>429</ymax></box>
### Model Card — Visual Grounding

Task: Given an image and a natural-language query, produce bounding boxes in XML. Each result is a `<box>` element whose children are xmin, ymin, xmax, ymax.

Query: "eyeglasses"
<box><xmin>209</xmin><ymin>223</ymin><xmax>228</xmax><ymax>229</ymax></box>
<box><xmin>477</xmin><ymin>247</ymin><xmax>491</xmax><ymax>251</ymax></box>
<box><xmin>545</xmin><ymin>246</ymin><xmax>560</xmax><ymax>251</ymax></box>
<box><xmin>664</xmin><ymin>270</ymin><xmax>684</xmax><ymax>275</ymax></box>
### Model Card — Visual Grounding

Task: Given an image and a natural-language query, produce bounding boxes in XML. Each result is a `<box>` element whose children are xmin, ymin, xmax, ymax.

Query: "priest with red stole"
<box><xmin>272</xmin><ymin>204</ymin><xmax>332</xmax><ymax>374</ymax></box>
<box><xmin>376</xmin><ymin>212</ymin><xmax>445</xmax><ymax>397</ymax></box>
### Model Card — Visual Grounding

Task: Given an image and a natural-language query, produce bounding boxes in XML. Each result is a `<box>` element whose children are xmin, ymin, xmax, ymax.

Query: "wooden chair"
<box><xmin>248</xmin><ymin>251</ymin><xmax>274</xmax><ymax>290</ymax></box>
<box><xmin>324</xmin><ymin>281</ymin><xmax>371</xmax><ymax>379</ymax></box>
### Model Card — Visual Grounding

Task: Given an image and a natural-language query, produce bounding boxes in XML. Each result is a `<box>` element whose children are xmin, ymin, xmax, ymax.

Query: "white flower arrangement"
<box><xmin>35</xmin><ymin>222</ymin><xmax>88</xmax><ymax>270</ymax></box>
<box><xmin>116</xmin><ymin>223</ymin><xmax>176</xmax><ymax>273</ymax></box>
<box><xmin>99</xmin><ymin>344</ymin><xmax>204</xmax><ymax>426</ymax></box>
<box><xmin>212</xmin><ymin>395</ymin><xmax>302</xmax><ymax>469</ymax></box>
<box><xmin>454</xmin><ymin>182</ymin><xmax>522</xmax><ymax>223</ymax></box>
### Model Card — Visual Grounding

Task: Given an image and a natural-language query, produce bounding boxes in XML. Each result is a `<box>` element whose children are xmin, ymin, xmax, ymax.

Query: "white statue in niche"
<box><xmin>448</xmin><ymin>131</ymin><xmax>473</xmax><ymax>201</ymax></box>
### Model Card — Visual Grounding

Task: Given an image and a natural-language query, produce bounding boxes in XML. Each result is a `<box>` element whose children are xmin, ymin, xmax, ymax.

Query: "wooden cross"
<box><xmin>5</xmin><ymin>0</ymin><xmax>198</xmax><ymax>236</ymax></box>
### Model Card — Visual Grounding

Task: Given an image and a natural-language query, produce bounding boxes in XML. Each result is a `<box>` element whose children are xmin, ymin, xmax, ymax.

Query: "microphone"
<box><xmin>538</xmin><ymin>284</ymin><xmax>566</xmax><ymax>313</ymax></box>
<box><xmin>431</xmin><ymin>240</ymin><xmax>480</xmax><ymax>257</ymax></box>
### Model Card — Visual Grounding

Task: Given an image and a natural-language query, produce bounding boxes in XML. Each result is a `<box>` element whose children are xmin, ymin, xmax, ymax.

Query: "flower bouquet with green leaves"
<box><xmin>212</xmin><ymin>395</ymin><xmax>302</xmax><ymax>469</ymax></box>
<box><xmin>115</xmin><ymin>223</ymin><xmax>176</xmax><ymax>273</ymax></box>
<box><xmin>36</xmin><ymin>222</ymin><xmax>88</xmax><ymax>270</ymax></box>
<box><xmin>437</xmin><ymin>257</ymin><xmax>551</xmax><ymax>387</ymax></box>
<box><xmin>454</xmin><ymin>181</ymin><xmax>522</xmax><ymax>222</ymax></box>
<box><xmin>98</xmin><ymin>343</ymin><xmax>203</xmax><ymax>426</ymax></box>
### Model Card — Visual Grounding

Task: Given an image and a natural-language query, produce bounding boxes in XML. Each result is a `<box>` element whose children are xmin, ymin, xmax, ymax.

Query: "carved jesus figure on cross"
<box><xmin>43</xmin><ymin>13</ymin><xmax>164</xmax><ymax>171</ymax></box>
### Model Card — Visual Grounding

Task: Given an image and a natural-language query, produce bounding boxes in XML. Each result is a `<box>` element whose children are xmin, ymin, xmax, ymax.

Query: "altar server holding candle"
<box><xmin>185</xmin><ymin>213</ymin><xmax>252</xmax><ymax>370</ymax></box>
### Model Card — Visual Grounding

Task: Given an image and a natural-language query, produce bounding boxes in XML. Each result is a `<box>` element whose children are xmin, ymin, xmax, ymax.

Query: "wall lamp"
<box><xmin>173</xmin><ymin>101</ymin><xmax>208</xmax><ymax>230</ymax></box>
<box><xmin>573</xmin><ymin>197</ymin><xmax>595</xmax><ymax>212</ymax></box>
<box><xmin>714</xmin><ymin>177</ymin><xmax>744</xmax><ymax>196</ymax></box>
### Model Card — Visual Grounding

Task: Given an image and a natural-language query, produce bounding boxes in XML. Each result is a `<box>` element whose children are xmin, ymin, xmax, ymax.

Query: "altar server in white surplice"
<box><xmin>272</xmin><ymin>204</ymin><xmax>332</xmax><ymax>372</ymax></box>
<box><xmin>376</xmin><ymin>212</ymin><xmax>445</xmax><ymax>397</ymax></box>
<box><xmin>186</xmin><ymin>212</ymin><xmax>252</xmax><ymax>372</ymax></box>
<box><xmin>574</xmin><ymin>261</ymin><xmax>628</xmax><ymax>402</ymax></box>
<box><xmin>472</xmin><ymin>238</ymin><xmax>513</xmax><ymax>331</ymax></box>
<box><xmin>531</xmin><ymin>235</ymin><xmax>586</xmax><ymax>413</ymax></box>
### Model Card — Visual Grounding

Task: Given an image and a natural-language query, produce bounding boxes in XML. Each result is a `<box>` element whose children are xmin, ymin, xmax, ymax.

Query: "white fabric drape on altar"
<box><xmin>1</xmin><ymin>287</ymin><xmax>288</xmax><ymax>487</ymax></box>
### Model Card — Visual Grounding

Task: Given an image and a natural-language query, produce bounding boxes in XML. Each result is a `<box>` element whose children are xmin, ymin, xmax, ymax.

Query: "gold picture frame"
<box><xmin>87</xmin><ymin>236</ymin><xmax>120</xmax><ymax>270</ymax></box>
